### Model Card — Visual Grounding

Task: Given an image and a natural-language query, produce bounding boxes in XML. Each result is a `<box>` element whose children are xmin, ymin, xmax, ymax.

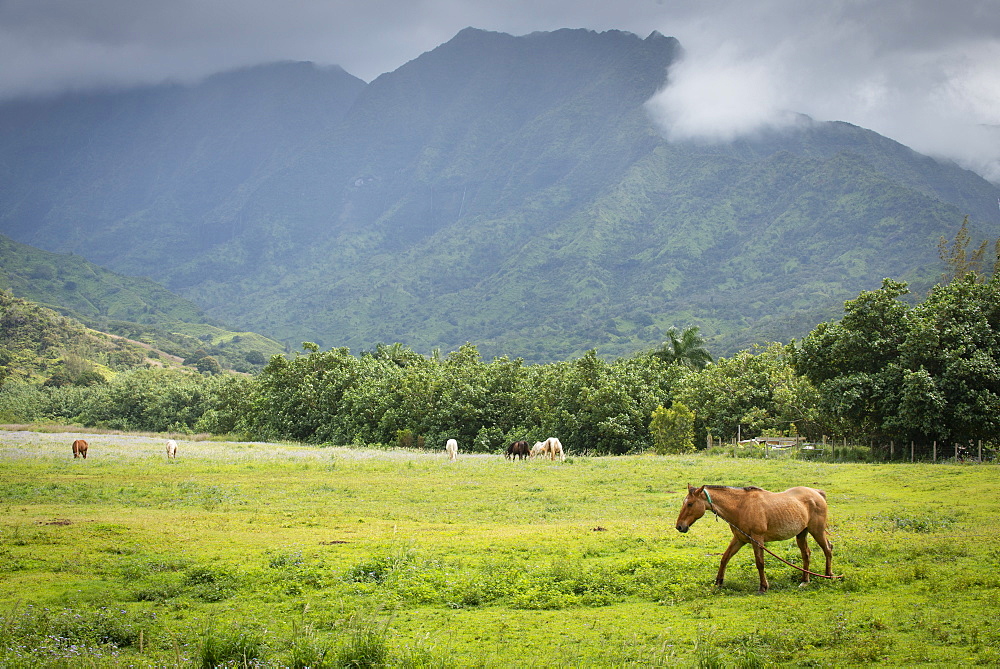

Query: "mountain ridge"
<box><xmin>1</xmin><ymin>28</ymin><xmax>998</xmax><ymax>362</ymax></box>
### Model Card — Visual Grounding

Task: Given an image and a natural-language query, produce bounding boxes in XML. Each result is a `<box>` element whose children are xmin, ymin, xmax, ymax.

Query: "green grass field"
<box><xmin>1</xmin><ymin>430</ymin><xmax>998</xmax><ymax>667</ymax></box>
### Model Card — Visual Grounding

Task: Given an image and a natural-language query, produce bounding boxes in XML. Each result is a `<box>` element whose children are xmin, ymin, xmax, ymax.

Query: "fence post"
<box><xmin>933</xmin><ymin>441</ymin><xmax>937</xmax><ymax>462</ymax></box>
<box><xmin>979</xmin><ymin>440</ymin><xmax>983</xmax><ymax>462</ymax></box>
<box><xmin>911</xmin><ymin>441</ymin><xmax>914</xmax><ymax>463</ymax></box>
<box><xmin>890</xmin><ymin>440</ymin><xmax>894</xmax><ymax>460</ymax></box>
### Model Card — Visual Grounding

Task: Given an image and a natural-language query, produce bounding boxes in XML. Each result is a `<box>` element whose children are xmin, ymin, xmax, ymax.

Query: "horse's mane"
<box><xmin>705</xmin><ymin>484</ymin><xmax>764</xmax><ymax>492</ymax></box>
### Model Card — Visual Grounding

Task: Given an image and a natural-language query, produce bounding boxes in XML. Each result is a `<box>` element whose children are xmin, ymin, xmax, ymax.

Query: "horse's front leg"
<box><xmin>715</xmin><ymin>536</ymin><xmax>744</xmax><ymax>587</ymax></box>
<box><xmin>796</xmin><ymin>531</ymin><xmax>812</xmax><ymax>584</ymax></box>
<box><xmin>751</xmin><ymin>540</ymin><xmax>768</xmax><ymax>593</ymax></box>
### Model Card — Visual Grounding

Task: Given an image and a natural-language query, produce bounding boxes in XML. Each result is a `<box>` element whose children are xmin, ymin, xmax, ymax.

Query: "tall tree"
<box><xmin>795</xmin><ymin>279</ymin><xmax>911</xmax><ymax>440</ymax></box>
<box><xmin>796</xmin><ymin>274</ymin><xmax>1000</xmax><ymax>445</ymax></box>
<box><xmin>894</xmin><ymin>275</ymin><xmax>1000</xmax><ymax>443</ymax></box>
<box><xmin>937</xmin><ymin>215</ymin><xmax>1000</xmax><ymax>284</ymax></box>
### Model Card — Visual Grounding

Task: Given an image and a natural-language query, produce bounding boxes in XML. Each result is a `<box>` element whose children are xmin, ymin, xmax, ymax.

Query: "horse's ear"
<box><xmin>687</xmin><ymin>483</ymin><xmax>694</xmax><ymax>493</ymax></box>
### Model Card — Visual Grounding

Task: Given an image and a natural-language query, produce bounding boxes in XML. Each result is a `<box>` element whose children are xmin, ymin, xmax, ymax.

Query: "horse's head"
<box><xmin>675</xmin><ymin>484</ymin><xmax>708</xmax><ymax>533</ymax></box>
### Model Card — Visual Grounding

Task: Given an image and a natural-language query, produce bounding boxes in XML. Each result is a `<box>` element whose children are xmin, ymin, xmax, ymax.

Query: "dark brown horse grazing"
<box><xmin>72</xmin><ymin>439</ymin><xmax>88</xmax><ymax>459</ymax></box>
<box><xmin>506</xmin><ymin>440</ymin><xmax>530</xmax><ymax>460</ymax></box>
<box><xmin>676</xmin><ymin>484</ymin><xmax>833</xmax><ymax>593</ymax></box>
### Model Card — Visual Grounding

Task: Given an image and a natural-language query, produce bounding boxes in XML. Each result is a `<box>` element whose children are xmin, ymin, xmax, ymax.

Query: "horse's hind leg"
<box><xmin>809</xmin><ymin>525</ymin><xmax>833</xmax><ymax>577</ymax></box>
<box><xmin>796</xmin><ymin>530</ymin><xmax>812</xmax><ymax>584</ymax></box>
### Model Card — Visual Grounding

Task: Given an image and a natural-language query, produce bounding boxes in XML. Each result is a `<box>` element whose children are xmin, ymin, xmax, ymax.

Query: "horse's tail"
<box><xmin>816</xmin><ymin>489</ymin><xmax>832</xmax><ymax>549</ymax></box>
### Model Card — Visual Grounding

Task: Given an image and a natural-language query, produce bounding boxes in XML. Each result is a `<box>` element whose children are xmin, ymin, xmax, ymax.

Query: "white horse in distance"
<box><xmin>534</xmin><ymin>437</ymin><xmax>565</xmax><ymax>461</ymax></box>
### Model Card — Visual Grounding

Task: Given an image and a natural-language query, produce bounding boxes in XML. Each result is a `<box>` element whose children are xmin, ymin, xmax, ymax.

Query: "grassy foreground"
<box><xmin>1</xmin><ymin>431</ymin><xmax>998</xmax><ymax>667</ymax></box>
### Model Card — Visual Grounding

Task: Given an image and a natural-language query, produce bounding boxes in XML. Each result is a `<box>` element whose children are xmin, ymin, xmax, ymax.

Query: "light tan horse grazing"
<box><xmin>675</xmin><ymin>484</ymin><xmax>834</xmax><ymax>593</ymax></box>
<box><xmin>72</xmin><ymin>439</ymin><xmax>88</xmax><ymax>459</ymax></box>
<box><xmin>540</xmin><ymin>436</ymin><xmax>565</xmax><ymax>461</ymax></box>
<box><xmin>166</xmin><ymin>439</ymin><xmax>178</xmax><ymax>459</ymax></box>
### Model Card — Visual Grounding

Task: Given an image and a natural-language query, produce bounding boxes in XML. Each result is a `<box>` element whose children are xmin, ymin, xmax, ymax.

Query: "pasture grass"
<box><xmin>1</xmin><ymin>430</ymin><xmax>998</xmax><ymax>666</ymax></box>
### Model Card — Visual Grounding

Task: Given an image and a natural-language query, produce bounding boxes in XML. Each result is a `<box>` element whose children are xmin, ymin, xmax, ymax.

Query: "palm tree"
<box><xmin>652</xmin><ymin>326</ymin><xmax>713</xmax><ymax>371</ymax></box>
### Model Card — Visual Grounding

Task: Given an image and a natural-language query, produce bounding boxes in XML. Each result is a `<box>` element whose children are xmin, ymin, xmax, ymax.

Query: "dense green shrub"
<box><xmin>0</xmin><ymin>367</ymin><xmax>247</xmax><ymax>434</ymax></box>
<box><xmin>650</xmin><ymin>401</ymin><xmax>695</xmax><ymax>454</ymax></box>
<box><xmin>238</xmin><ymin>343</ymin><xmax>683</xmax><ymax>454</ymax></box>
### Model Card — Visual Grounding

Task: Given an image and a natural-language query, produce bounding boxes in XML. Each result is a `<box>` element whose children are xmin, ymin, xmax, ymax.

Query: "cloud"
<box><xmin>644</xmin><ymin>44</ymin><xmax>800</xmax><ymax>142</ymax></box>
<box><xmin>644</xmin><ymin>0</ymin><xmax>1000</xmax><ymax>182</ymax></box>
<box><xmin>0</xmin><ymin>0</ymin><xmax>997</xmax><ymax>181</ymax></box>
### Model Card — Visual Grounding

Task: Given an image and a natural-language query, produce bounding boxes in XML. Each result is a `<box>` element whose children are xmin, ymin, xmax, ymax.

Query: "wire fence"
<box><xmin>704</xmin><ymin>435</ymin><xmax>998</xmax><ymax>463</ymax></box>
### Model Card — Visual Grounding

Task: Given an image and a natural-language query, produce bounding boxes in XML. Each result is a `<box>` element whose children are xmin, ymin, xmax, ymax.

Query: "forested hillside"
<box><xmin>0</xmin><ymin>235</ymin><xmax>286</xmax><ymax>372</ymax></box>
<box><xmin>1</xmin><ymin>28</ymin><xmax>998</xmax><ymax>361</ymax></box>
<box><xmin>0</xmin><ymin>291</ymin><xmax>147</xmax><ymax>385</ymax></box>
<box><xmin>0</xmin><ymin>232</ymin><xmax>206</xmax><ymax>325</ymax></box>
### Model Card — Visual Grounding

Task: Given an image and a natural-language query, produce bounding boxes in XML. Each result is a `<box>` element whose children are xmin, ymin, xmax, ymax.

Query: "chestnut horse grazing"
<box><xmin>72</xmin><ymin>439</ymin><xmax>88</xmax><ymax>459</ymax></box>
<box><xmin>676</xmin><ymin>484</ymin><xmax>833</xmax><ymax>593</ymax></box>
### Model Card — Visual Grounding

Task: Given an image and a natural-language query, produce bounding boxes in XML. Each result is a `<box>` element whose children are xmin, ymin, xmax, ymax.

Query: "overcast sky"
<box><xmin>2</xmin><ymin>0</ymin><xmax>998</xmax><ymax>182</ymax></box>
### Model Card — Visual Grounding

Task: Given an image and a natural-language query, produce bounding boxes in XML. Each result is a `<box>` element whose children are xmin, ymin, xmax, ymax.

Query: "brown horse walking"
<box><xmin>675</xmin><ymin>484</ymin><xmax>833</xmax><ymax>593</ymax></box>
<box><xmin>72</xmin><ymin>439</ymin><xmax>88</xmax><ymax>459</ymax></box>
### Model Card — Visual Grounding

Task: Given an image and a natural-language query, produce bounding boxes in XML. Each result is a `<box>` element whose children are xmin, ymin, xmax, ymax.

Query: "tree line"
<box><xmin>2</xmin><ymin>222</ymin><xmax>999</xmax><ymax>457</ymax></box>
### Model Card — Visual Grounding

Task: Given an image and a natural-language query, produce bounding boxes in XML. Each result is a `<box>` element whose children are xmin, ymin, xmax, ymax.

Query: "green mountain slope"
<box><xmin>0</xmin><ymin>233</ymin><xmax>206</xmax><ymax>324</ymax></box>
<box><xmin>0</xmin><ymin>61</ymin><xmax>366</xmax><ymax>274</ymax></box>
<box><xmin>1</xmin><ymin>29</ymin><xmax>998</xmax><ymax>362</ymax></box>
<box><xmin>0</xmin><ymin>290</ymin><xmax>148</xmax><ymax>384</ymax></box>
<box><xmin>0</xmin><ymin>234</ymin><xmax>286</xmax><ymax>372</ymax></box>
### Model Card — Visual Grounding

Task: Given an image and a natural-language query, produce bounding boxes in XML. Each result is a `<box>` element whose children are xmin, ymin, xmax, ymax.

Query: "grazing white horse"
<box><xmin>530</xmin><ymin>441</ymin><xmax>546</xmax><ymax>458</ymax></box>
<box><xmin>166</xmin><ymin>439</ymin><xmax>178</xmax><ymax>459</ymax></box>
<box><xmin>541</xmin><ymin>437</ymin><xmax>565</xmax><ymax>461</ymax></box>
<box><xmin>445</xmin><ymin>438</ymin><xmax>458</xmax><ymax>461</ymax></box>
